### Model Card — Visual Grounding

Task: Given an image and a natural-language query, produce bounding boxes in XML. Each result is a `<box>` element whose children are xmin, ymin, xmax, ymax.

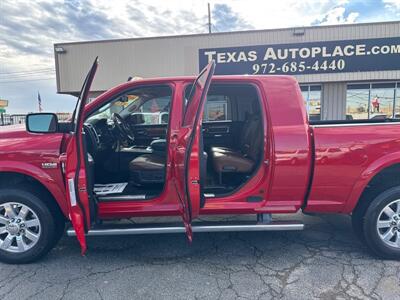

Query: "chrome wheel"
<box><xmin>377</xmin><ymin>199</ymin><xmax>400</xmax><ymax>248</ymax></box>
<box><xmin>0</xmin><ymin>202</ymin><xmax>41</xmax><ymax>253</ymax></box>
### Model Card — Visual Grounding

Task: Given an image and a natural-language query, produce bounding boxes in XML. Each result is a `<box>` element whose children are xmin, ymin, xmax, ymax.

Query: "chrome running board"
<box><xmin>67</xmin><ymin>221</ymin><xmax>304</xmax><ymax>237</ymax></box>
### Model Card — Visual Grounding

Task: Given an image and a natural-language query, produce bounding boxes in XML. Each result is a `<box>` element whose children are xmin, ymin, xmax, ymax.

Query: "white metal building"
<box><xmin>55</xmin><ymin>21</ymin><xmax>400</xmax><ymax>120</ymax></box>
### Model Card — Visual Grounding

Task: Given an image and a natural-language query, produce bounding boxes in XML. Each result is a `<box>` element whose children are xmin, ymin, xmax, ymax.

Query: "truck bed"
<box><xmin>304</xmin><ymin>119</ymin><xmax>400</xmax><ymax>213</ymax></box>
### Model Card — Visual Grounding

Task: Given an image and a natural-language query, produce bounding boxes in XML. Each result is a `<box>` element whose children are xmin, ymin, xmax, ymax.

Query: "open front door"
<box><xmin>63</xmin><ymin>58</ymin><xmax>98</xmax><ymax>254</ymax></box>
<box><xmin>173</xmin><ymin>60</ymin><xmax>215</xmax><ymax>242</ymax></box>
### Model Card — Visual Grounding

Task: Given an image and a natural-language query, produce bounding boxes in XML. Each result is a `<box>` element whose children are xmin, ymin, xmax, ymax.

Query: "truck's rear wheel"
<box><xmin>0</xmin><ymin>188</ymin><xmax>57</xmax><ymax>264</ymax></box>
<box><xmin>363</xmin><ymin>187</ymin><xmax>400</xmax><ymax>259</ymax></box>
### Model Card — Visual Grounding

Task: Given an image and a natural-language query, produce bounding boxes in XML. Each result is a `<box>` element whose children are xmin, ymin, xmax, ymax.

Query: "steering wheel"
<box><xmin>112</xmin><ymin>113</ymin><xmax>135</xmax><ymax>142</ymax></box>
<box><xmin>83</xmin><ymin>124</ymin><xmax>99</xmax><ymax>155</ymax></box>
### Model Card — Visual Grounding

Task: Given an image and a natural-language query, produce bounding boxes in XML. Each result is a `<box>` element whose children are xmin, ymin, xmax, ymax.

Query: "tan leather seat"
<box><xmin>212</xmin><ymin>151</ymin><xmax>254</xmax><ymax>173</ymax></box>
<box><xmin>129</xmin><ymin>154</ymin><xmax>165</xmax><ymax>171</ymax></box>
<box><xmin>211</xmin><ymin>116</ymin><xmax>262</xmax><ymax>176</ymax></box>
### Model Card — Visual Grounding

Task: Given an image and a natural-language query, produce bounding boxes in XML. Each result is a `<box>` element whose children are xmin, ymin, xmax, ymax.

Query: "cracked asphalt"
<box><xmin>0</xmin><ymin>213</ymin><xmax>400</xmax><ymax>300</ymax></box>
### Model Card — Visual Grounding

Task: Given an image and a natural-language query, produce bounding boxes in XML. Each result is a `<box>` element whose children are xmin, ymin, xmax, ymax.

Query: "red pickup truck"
<box><xmin>1</xmin><ymin>58</ymin><xmax>400</xmax><ymax>264</ymax></box>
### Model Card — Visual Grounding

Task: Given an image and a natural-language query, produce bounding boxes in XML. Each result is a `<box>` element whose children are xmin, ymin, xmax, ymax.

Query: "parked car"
<box><xmin>1</xmin><ymin>58</ymin><xmax>400</xmax><ymax>264</ymax></box>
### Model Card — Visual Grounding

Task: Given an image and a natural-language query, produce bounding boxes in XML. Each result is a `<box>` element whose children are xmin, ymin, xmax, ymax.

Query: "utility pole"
<box><xmin>207</xmin><ymin>3</ymin><xmax>212</xmax><ymax>34</ymax></box>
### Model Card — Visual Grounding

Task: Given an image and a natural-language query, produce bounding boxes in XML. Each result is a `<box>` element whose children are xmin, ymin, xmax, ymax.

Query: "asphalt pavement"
<box><xmin>0</xmin><ymin>213</ymin><xmax>399</xmax><ymax>300</ymax></box>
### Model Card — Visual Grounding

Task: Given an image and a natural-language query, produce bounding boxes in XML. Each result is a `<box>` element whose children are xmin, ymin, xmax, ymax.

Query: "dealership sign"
<box><xmin>199</xmin><ymin>37</ymin><xmax>400</xmax><ymax>75</ymax></box>
<box><xmin>0</xmin><ymin>99</ymin><xmax>8</xmax><ymax>107</ymax></box>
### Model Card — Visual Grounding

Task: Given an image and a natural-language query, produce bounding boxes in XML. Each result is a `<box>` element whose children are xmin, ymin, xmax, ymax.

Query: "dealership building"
<box><xmin>55</xmin><ymin>21</ymin><xmax>400</xmax><ymax>120</ymax></box>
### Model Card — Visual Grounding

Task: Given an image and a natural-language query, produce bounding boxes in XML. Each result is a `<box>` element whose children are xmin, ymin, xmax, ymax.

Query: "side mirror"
<box><xmin>26</xmin><ymin>113</ymin><xmax>58</xmax><ymax>133</ymax></box>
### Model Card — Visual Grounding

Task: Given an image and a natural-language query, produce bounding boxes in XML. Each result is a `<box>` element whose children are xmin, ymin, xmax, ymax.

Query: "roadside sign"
<box><xmin>0</xmin><ymin>100</ymin><xmax>8</xmax><ymax>107</ymax></box>
<box><xmin>0</xmin><ymin>108</ymin><xmax>6</xmax><ymax>113</ymax></box>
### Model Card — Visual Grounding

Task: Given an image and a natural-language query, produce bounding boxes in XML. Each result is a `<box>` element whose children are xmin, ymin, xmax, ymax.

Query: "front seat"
<box><xmin>129</xmin><ymin>139</ymin><xmax>167</xmax><ymax>185</ymax></box>
<box><xmin>211</xmin><ymin>116</ymin><xmax>262</xmax><ymax>183</ymax></box>
<box><xmin>129</xmin><ymin>153</ymin><xmax>166</xmax><ymax>185</ymax></box>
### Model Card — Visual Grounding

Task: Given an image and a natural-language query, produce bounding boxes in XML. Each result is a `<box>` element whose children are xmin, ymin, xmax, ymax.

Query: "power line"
<box><xmin>0</xmin><ymin>68</ymin><xmax>54</xmax><ymax>75</ymax></box>
<box><xmin>0</xmin><ymin>71</ymin><xmax>55</xmax><ymax>78</ymax></box>
<box><xmin>1</xmin><ymin>72</ymin><xmax>55</xmax><ymax>80</ymax></box>
<box><xmin>0</xmin><ymin>77</ymin><xmax>56</xmax><ymax>84</ymax></box>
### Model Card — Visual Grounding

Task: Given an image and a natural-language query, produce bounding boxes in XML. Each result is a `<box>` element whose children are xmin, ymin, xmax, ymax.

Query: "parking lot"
<box><xmin>0</xmin><ymin>213</ymin><xmax>399</xmax><ymax>300</ymax></box>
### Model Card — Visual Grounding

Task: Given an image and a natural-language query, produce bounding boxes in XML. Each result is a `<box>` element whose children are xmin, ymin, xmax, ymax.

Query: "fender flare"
<box><xmin>343</xmin><ymin>151</ymin><xmax>400</xmax><ymax>213</ymax></box>
<box><xmin>0</xmin><ymin>161</ymin><xmax>68</xmax><ymax>217</ymax></box>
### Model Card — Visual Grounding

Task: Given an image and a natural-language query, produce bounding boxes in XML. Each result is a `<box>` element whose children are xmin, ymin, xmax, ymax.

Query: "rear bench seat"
<box><xmin>210</xmin><ymin>115</ymin><xmax>262</xmax><ymax>183</ymax></box>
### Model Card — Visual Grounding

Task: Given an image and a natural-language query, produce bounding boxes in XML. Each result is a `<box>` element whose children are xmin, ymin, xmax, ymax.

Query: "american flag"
<box><xmin>38</xmin><ymin>92</ymin><xmax>42</xmax><ymax>112</ymax></box>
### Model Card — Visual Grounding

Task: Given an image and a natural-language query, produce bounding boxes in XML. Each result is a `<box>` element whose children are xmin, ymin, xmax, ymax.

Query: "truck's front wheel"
<box><xmin>363</xmin><ymin>187</ymin><xmax>400</xmax><ymax>259</ymax></box>
<box><xmin>0</xmin><ymin>188</ymin><xmax>57</xmax><ymax>264</ymax></box>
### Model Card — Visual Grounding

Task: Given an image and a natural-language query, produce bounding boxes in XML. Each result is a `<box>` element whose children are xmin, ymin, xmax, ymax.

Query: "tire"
<box><xmin>352</xmin><ymin>214</ymin><xmax>364</xmax><ymax>241</ymax></box>
<box><xmin>363</xmin><ymin>187</ymin><xmax>400</xmax><ymax>260</ymax></box>
<box><xmin>0</xmin><ymin>188</ymin><xmax>58</xmax><ymax>264</ymax></box>
<box><xmin>50</xmin><ymin>211</ymin><xmax>66</xmax><ymax>249</ymax></box>
<box><xmin>351</xmin><ymin>205</ymin><xmax>366</xmax><ymax>244</ymax></box>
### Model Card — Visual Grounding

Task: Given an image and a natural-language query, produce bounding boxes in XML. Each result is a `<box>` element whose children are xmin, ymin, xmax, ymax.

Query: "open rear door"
<box><xmin>62</xmin><ymin>58</ymin><xmax>98</xmax><ymax>254</ymax></box>
<box><xmin>173</xmin><ymin>60</ymin><xmax>215</xmax><ymax>242</ymax></box>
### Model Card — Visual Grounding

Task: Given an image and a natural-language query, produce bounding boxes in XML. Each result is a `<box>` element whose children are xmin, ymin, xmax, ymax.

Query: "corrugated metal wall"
<box><xmin>55</xmin><ymin>21</ymin><xmax>400</xmax><ymax>120</ymax></box>
<box><xmin>321</xmin><ymin>83</ymin><xmax>347</xmax><ymax>120</ymax></box>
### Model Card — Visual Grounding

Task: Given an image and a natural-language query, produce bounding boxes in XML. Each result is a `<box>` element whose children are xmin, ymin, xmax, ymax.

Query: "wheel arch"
<box><xmin>0</xmin><ymin>166</ymin><xmax>68</xmax><ymax>218</ymax></box>
<box><xmin>345</xmin><ymin>160</ymin><xmax>400</xmax><ymax>215</ymax></box>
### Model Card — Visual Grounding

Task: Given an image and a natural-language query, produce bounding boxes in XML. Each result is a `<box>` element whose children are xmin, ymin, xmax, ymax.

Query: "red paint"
<box><xmin>2</xmin><ymin>68</ymin><xmax>400</xmax><ymax>251</ymax></box>
<box><xmin>305</xmin><ymin>124</ymin><xmax>400</xmax><ymax>213</ymax></box>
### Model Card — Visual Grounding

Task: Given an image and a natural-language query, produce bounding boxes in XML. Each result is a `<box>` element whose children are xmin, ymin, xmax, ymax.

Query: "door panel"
<box><xmin>172</xmin><ymin>60</ymin><xmax>215</xmax><ymax>242</ymax></box>
<box><xmin>64</xmin><ymin>58</ymin><xmax>98</xmax><ymax>254</ymax></box>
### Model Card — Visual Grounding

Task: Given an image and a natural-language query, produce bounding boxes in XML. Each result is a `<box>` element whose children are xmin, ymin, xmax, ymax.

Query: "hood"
<box><xmin>0</xmin><ymin>124</ymin><xmax>27</xmax><ymax>138</ymax></box>
<box><xmin>0</xmin><ymin>124</ymin><xmax>65</xmax><ymax>155</ymax></box>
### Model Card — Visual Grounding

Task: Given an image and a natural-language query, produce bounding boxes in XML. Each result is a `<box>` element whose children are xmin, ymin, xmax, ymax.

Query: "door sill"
<box><xmin>67</xmin><ymin>220</ymin><xmax>304</xmax><ymax>236</ymax></box>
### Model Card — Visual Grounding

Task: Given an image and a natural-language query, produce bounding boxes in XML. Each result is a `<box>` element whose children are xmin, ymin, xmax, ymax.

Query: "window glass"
<box><xmin>301</xmin><ymin>90</ymin><xmax>308</xmax><ymax>111</ymax></box>
<box><xmin>346</xmin><ymin>83</ymin><xmax>398</xmax><ymax>120</ymax></box>
<box><xmin>370</xmin><ymin>83</ymin><xmax>396</xmax><ymax>119</ymax></box>
<box><xmin>300</xmin><ymin>85</ymin><xmax>321</xmax><ymax>120</ymax></box>
<box><xmin>346</xmin><ymin>85</ymin><xmax>370</xmax><ymax>120</ymax></box>
<box><xmin>203</xmin><ymin>95</ymin><xmax>229</xmax><ymax>122</ymax></box>
<box><xmin>395</xmin><ymin>83</ymin><xmax>400</xmax><ymax>118</ymax></box>
<box><xmin>87</xmin><ymin>85</ymin><xmax>172</xmax><ymax>125</ymax></box>
<box><xmin>137</xmin><ymin>96</ymin><xmax>170</xmax><ymax>125</ymax></box>
<box><xmin>308</xmin><ymin>89</ymin><xmax>321</xmax><ymax>118</ymax></box>
<box><xmin>184</xmin><ymin>84</ymin><xmax>232</xmax><ymax>123</ymax></box>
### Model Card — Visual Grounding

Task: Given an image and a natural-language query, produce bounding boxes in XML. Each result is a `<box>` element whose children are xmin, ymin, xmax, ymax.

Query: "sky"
<box><xmin>0</xmin><ymin>0</ymin><xmax>399</xmax><ymax>114</ymax></box>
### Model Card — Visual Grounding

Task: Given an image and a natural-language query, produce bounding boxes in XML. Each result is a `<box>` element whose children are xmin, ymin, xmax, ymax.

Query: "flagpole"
<box><xmin>38</xmin><ymin>92</ymin><xmax>43</xmax><ymax>112</ymax></box>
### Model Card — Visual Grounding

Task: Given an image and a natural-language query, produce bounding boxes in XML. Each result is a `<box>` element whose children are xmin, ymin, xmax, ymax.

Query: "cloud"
<box><xmin>313</xmin><ymin>6</ymin><xmax>360</xmax><ymax>25</ymax></box>
<box><xmin>383</xmin><ymin>0</ymin><xmax>400</xmax><ymax>14</ymax></box>
<box><xmin>212</xmin><ymin>4</ymin><xmax>253</xmax><ymax>32</ymax></box>
<box><xmin>0</xmin><ymin>0</ymin><xmax>399</xmax><ymax>114</ymax></box>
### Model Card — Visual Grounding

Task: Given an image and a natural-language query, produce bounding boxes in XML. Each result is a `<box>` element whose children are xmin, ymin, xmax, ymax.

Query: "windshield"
<box><xmin>87</xmin><ymin>85</ymin><xmax>172</xmax><ymax>125</ymax></box>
